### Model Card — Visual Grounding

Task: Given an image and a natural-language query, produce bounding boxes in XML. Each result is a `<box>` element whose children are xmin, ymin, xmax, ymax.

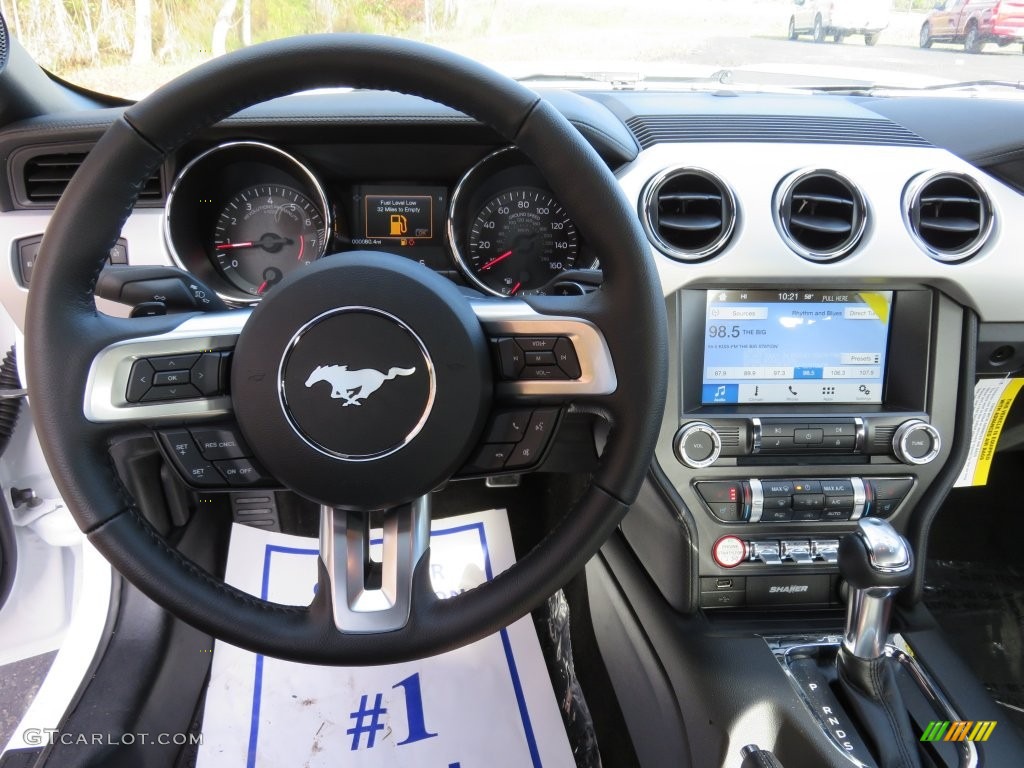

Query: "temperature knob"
<box><xmin>892</xmin><ymin>420</ymin><xmax>941</xmax><ymax>465</ymax></box>
<box><xmin>674</xmin><ymin>422</ymin><xmax>722</xmax><ymax>468</ymax></box>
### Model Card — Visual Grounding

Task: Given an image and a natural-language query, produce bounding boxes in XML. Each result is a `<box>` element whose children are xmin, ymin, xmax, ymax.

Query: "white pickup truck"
<box><xmin>788</xmin><ymin>0</ymin><xmax>892</xmax><ymax>45</ymax></box>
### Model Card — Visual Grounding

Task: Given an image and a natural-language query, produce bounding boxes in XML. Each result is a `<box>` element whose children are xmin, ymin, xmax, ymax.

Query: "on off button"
<box><xmin>713</xmin><ymin>535</ymin><xmax>748</xmax><ymax>568</ymax></box>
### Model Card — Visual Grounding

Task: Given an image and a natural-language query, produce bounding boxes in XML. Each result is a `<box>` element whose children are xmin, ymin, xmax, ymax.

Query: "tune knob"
<box><xmin>674</xmin><ymin>422</ymin><xmax>722</xmax><ymax>468</ymax></box>
<box><xmin>892</xmin><ymin>419</ymin><xmax>941</xmax><ymax>465</ymax></box>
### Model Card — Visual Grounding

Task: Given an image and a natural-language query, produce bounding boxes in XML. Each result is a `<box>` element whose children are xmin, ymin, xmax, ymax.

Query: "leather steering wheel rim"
<box><xmin>25</xmin><ymin>34</ymin><xmax>667</xmax><ymax>664</ymax></box>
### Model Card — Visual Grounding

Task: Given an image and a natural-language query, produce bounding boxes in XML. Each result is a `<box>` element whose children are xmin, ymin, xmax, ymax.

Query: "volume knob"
<box><xmin>674</xmin><ymin>422</ymin><xmax>722</xmax><ymax>468</ymax></box>
<box><xmin>892</xmin><ymin>420</ymin><xmax>941</xmax><ymax>465</ymax></box>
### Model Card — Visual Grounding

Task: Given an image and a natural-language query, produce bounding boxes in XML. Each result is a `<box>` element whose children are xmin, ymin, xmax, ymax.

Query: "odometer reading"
<box><xmin>212</xmin><ymin>184</ymin><xmax>327</xmax><ymax>296</ymax></box>
<box><xmin>466</xmin><ymin>187</ymin><xmax>578</xmax><ymax>296</ymax></box>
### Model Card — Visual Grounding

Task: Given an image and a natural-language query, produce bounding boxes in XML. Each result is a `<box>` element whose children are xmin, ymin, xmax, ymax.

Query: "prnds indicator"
<box><xmin>701</xmin><ymin>290</ymin><xmax>893</xmax><ymax>405</ymax></box>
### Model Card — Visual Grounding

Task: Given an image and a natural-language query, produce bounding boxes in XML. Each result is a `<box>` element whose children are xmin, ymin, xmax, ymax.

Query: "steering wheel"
<box><xmin>25</xmin><ymin>35</ymin><xmax>667</xmax><ymax>665</ymax></box>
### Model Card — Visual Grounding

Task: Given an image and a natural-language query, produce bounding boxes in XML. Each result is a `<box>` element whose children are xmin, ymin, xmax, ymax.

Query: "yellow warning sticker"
<box><xmin>955</xmin><ymin>378</ymin><xmax>1024</xmax><ymax>487</ymax></box>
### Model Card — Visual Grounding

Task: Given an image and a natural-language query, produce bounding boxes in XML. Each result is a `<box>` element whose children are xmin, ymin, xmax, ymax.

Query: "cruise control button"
<box><xmin>149</xmin><ymin>354</ymin><xmax>200</xmax><ymax>371</ymax></box>
<box><xmin>141</xmin><ymin>384</ymin><xmax>201</xmax><ymax>402</ymax></box>
<box><xmin>190</xmin><ymin>427</ymin><xmax>249</xmax><ymax>460</ymax></box>
<box><xmin>215</xmin><ymin>458</ymin><xmax>268</xmax><ymax>487</ymax></box>
<box><xmin>153</xmin><ymin>370</ymin><xmax>190</xmax><ymax>386</ymax></box>
<box><xmin>514</xmin><ymin>336</ymin><xmax>557</xmax><ymax>351</ymax></box>
<box><xmin>495</xmin><ymin>339</ymin><xmax>525</xmax><ymax>379</ymax></box>
<box><xmin>126</xmin><ymin>359</ymin><xmax>154</xmax><ymax>402</ymax></box>
<box><xmin>158</xmin><ymin>430</ymin><xmax>221</xmax><ymax>488</ymax></box>
<box><xmin>553</xmin><ymin>338</ymin><xmax>582</xmax><ymax>379</ymax></box>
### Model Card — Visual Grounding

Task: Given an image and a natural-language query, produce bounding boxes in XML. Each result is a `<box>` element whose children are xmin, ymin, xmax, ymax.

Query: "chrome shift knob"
<box><xmin>839</xmin><ymin>518</ymin><xmax>913</xmax><ymax>660</ymax></box>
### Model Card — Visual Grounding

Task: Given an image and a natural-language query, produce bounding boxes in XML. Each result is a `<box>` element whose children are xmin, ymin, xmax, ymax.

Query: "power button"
<box><xmin>674</xmin><ymin>422</ymin><xmax>722</xmax><ymax>468</ymax></box>
<box><xmin>713</xmin><ymin>535</ymin><xmax>748</xmax><ymax>568</ymax></box>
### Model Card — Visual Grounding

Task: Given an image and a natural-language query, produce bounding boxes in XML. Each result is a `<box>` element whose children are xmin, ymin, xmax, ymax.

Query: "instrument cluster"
<box><xmin>163</xmin><ymin>142</ymin><xmax>596</xmax><ymax>305</ymax></box>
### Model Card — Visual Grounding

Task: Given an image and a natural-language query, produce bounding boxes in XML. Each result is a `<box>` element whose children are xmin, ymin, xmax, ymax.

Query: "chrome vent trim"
<box><xmin>774</xmin><ymin>169</ymin><xmax>867</xmax><ymax>262</ymax></box>
<box><xmin>641</xmin><ymin>167</ymin><xmax>737</xmax><ymax>262</ymax></box>
<box><xmin>903</xmin><ymin>171</ymin><xmax>994</xmax><ymax>263</ymax></box>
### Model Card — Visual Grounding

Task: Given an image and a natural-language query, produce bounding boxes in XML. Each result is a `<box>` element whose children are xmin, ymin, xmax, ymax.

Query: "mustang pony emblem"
<box><xmin>304</xmin><ymin>365</ymin><xmax>416</xmax><ymax>407</ymax></box>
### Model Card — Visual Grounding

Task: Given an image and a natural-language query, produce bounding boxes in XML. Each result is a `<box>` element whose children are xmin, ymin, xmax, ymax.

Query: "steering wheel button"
<box><xmin>505</xmin><ymin>408</ymin><xmax>560</xmax><ymax>469</ymax></box>
<box><xmin>495</xmin><ymin>338</ymin><xmax>525</xmax><ymax>379</ymax></box>
<box><xmin>553</xmin><ymin>338</ymin><xmax>581</xmax><ymax>379</ymax></box>
<box><xmin>518</xmin><ymin>365</ymin><xmax>568</xmax><ymax>380</ymax></box>
<box><xmin>190</xmin><ymin>353</ymin><xmax>224</xmax><ymax>396</ymax></box>
<box><xmin>158</xmin><ymin>431</ymin><xmax>223</xmax><ymax>488</ymax></box>
<box><xmin>215</xmin><ymin>459</ymin><xmax>268</xmax><ymax>487</ymax></box>
<box><xmin>514</xmin><ymin>336</ymin><xmax>557</xmax><ymax>351</ymax></box>
<box><xmin>141</xmin><ymin>384</ymin><xmax>201</xmax><ymax>402</ymax></box>
<box><xmin>153</xmin><ymin>370</ymin><xmax>190</xmax><ymax>386</ymax></box>
<box><xmin>149</xmin><ymin>354</ymin><xmax>200</xmax><ymax>372</ymax></box>
<box><xmin>126</xmin><ymin>359</ymin><xmax>155</xmax><ymax>402</ymax></box>
<box><xmin>190</xmin><ymin>427</ymin><xmax>250</xmax><ymax>460</ymax></box>
<box><xmin>485</xmin><ymin>410</ymin><xmax>532</xmax><ymax>443</ymax></box>
<box><xmin>464</xmin><ymin>443</ymin><xmax>516</xmax><ymax>473</ymax></box>
<box><xmin>525</xmin><ymin>350</ymin><xmax>555</xmax><ymax>366</ymax></box>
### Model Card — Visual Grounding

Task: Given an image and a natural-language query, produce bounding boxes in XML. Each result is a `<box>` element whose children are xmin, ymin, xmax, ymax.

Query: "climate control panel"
<box><xmin>694</xmin><ymin>476</ymin><xmax>914</xmax><ymax>524</ymax></box>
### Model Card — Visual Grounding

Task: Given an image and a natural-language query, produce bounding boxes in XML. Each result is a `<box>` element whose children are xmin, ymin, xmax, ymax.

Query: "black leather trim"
<box><xmin>837</xmin><ymin>649</ymin><xmax>922</xmax><ymax>768</ymax></box>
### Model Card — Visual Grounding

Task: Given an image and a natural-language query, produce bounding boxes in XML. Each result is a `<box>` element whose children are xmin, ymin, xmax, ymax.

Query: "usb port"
<box><xmin>716</xmin><ymin>578</ymin><xmax>734</xmax><ymax>590</ymax></box>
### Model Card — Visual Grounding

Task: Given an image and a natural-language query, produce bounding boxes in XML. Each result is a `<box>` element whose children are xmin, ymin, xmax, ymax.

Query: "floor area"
<box><xmin>0</xmin><ymin>652</ymin><xmax>56</xmax><ymax>749</ymax></box>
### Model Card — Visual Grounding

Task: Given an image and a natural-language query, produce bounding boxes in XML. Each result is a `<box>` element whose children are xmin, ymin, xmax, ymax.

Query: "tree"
<box><xmin>212</xmin><ymin>0</ymin><xmax>237</xmax><ymax>57</ymax></box>
<box><xmin>131</xmin><ymin>0</ymin><xmax>153</xmax><ymax>65</ymax></box>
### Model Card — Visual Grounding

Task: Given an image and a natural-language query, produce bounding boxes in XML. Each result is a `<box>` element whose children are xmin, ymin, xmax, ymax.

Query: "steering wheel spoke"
<box><xmin>84</xmin><ymin>310</ymin><xmax>247</xmax><ymax>424</ymax></box>
<box><xmin>318</xmin><ymin>497</ymin><xmax>431</xmax><ymax>633</ymax></box>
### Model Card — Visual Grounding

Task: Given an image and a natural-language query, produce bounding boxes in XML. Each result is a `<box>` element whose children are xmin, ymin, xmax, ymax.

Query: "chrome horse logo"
<box><xmin>304</xmin><ymin>365</ymin><xmax>416</xmax><ymax>407</ymax></box>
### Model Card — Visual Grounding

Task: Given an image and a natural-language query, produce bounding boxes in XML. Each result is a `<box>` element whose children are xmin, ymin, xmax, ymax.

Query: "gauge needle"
<box><xmin>215</xmin><ymin>241</ymin><xmax>255</xmax><ymax>250</ymax></box>
<box><xmin>256</xmin><ymin>280</ymin><xmax>268</xmax><ymax>295</ymax></box>
<box><xmin>480</xmin><ymin>250</ymin><xmax>513</xmax><ymax>271</ymax></box>
<box><xmin>509</xmin><ymin>281</ymin><xmax>522</xmax><ymax>296</ymax></box>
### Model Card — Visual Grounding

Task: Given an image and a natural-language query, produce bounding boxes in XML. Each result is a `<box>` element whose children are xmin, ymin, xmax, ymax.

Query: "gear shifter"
<box><xmin>836</xmin><ymin>517</ymin><xmax>921</xmax><ymax>768</ymax></box>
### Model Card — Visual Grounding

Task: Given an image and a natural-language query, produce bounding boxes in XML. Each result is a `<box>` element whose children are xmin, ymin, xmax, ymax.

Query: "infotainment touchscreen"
<box><xmin>701</xmin><ymin>290</ymin><xmax>893</xmax><ymax>405</ymax></box>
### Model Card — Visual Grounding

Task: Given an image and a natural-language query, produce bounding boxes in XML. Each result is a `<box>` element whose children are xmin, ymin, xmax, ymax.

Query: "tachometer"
<box><xmin>212</xmin><ymin>184</ymin><xmax>327</xmax><ymax>296</ymax></box>
<box><xmin>465</xmin><ymin>187</ymin><xmax>578</xmax><ymax>296</ymax></box>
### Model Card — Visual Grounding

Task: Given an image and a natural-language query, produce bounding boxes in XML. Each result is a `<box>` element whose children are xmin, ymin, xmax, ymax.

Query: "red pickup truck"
<box><xmin>920</xmin><ymin>0</ymin><xmax>1024</xmax><ymax>53</ymax></box>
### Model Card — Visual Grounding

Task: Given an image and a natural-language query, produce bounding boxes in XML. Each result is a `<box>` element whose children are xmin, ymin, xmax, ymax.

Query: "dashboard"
<box><xmin>162</xmin><ymin>140</ymin><xmax>596</xmax><ymax>304</ymax></box>
<box><xmin>3</xmin><ymin>86</ymin><xmax>1024</xmax><ymax>617</ymax></box>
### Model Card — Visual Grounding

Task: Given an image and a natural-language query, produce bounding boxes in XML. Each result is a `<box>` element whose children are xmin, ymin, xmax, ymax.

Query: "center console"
<box><xmin>650</xmin><ymin>286</ymin><xmax>964</xmax><ymax>613</ymax></box>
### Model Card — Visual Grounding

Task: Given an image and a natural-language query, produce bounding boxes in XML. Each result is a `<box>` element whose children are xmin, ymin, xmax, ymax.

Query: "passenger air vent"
<box><xmin>774</xmin><ymin>169</ymin><xmax>866</xmax><ymax>262</ymax></box>
<box><xmin>18</xmin><ymin>150</ymin><xmax>163</xmax><ymax>207</ymax></box>
<box><xmin>904</xmin><ymin>172</ymin><xmax>993</xmax><ymax>263</ymax></box>
<box><xmin>641</xmin><ymin>168</ymin><xmax>736</xmax><ymax>261</ymax></box>
<box><xmin>716</xmin><ymin>425</ymin><xmax>742</xmax><ymax>450</ymax></box>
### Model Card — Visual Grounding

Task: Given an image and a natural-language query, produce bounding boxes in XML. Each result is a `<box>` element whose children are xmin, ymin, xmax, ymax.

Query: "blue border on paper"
<box><xmin>244</xmin><ymin>521</ymin><xmax>542</xmax><ymax>768</ymax></box>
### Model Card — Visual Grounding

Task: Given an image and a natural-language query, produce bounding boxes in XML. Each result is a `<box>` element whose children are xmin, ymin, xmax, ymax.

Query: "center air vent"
<box><xmin>774</xmin><ymin>169</ymin><xmax>866</xmax><ymax>262</ymax></box>
<box><xmin>904</xmin><ymin>172</ymin><xmax>993</xmax><ymax>263</ymax></box>
<box><xmin>19</xmin><ymin>150</ymin><xmax>163</xmax><ymax>207</ymax></box>
<box><xmin>641</xmin><ymin>167</ymin><xmax>736</xmax><ymax>262</ymax></box>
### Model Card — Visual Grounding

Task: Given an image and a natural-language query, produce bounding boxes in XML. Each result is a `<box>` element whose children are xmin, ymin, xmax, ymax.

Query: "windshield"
<box><xmin>6</xmin><ymin>0</ymin><xmax>1024</xmax><ymax>99</ymax></box>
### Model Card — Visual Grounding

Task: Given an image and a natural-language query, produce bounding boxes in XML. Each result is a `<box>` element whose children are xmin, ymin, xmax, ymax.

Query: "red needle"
<box><xmin>509</xmin><ymin>281</ymin><xmax>522</xmax><ymax>296</ymax></box>
<box><xmin>480</xmin><ymin>250</ymin><xmax>513</xmax><ymax>271</ymax></box>
<box><xmin>297</xmin><ymin>235</ymin><xmax>305</xmax><ymax>261</ymax></box>
<box><xmin>215</xmin><ymin>241</ymin><xmax>255</xmax><ymax>250</ymax></box>
<box><xmin>256</xmin><ymin>280</ymin><xmax>268</xmax><ymax>295</ymax></box>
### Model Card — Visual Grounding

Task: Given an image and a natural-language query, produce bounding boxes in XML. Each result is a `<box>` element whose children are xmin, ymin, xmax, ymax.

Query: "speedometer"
<box><xmin>465</xmin><ymin>188</ymin><xmax>578</xmax><ymax>296</ymax></box>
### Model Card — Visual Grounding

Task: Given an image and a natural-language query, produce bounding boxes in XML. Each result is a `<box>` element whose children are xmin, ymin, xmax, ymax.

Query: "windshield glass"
<box><xmin>6</xmin><ymin>0</ymin><xmax>1024</xmax><ymax>99</ymax></box>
